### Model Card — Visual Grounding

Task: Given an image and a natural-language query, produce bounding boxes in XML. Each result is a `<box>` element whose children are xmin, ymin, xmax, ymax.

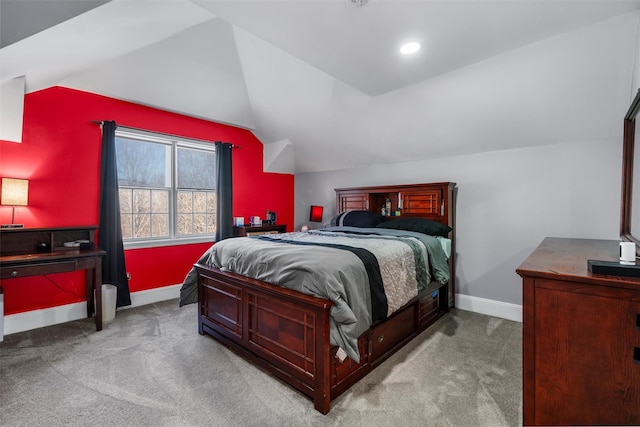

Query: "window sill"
<box><xmin>123</xmin><ymin>236</ymin><xmax>215</xmax><ymax>250</ymax></box>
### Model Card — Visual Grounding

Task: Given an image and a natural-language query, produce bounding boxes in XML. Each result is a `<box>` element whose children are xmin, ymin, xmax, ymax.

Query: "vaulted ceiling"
<box><xmin>2</xmin><ymin>0</ymin><xmax>640</xmax><ymax>173</ymax></box>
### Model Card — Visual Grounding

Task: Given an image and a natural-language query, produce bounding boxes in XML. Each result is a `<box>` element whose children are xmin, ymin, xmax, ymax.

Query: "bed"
<box><xmin>179</xmin><ymin>182</ymin><xmax>457</xmax><ymax>414</ymax></box>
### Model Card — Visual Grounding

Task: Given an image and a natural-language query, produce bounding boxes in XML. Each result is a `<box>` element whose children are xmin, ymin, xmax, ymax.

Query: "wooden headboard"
<box><xmin>335</xmin><ymin>182</ymin><xmax>456</xmax><ymax>226</ymax></box>
<box><xmin>334</xmin><ymin>182</ymin><xmax>457</xmax><ymax>307</ymax></box>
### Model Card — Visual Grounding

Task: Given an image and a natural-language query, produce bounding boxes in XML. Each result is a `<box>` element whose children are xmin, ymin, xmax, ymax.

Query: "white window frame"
<box><xmin>115</xmin><ymin>128</ymin><xmax>217</xmax><ymax>250</ymax></box>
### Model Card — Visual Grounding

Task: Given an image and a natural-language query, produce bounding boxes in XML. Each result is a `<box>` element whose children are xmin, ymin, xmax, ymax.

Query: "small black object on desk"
<box><xmin>587</xmin><ymin>259</ymin><xmax>640</xmax><ymax>278</ymax></box>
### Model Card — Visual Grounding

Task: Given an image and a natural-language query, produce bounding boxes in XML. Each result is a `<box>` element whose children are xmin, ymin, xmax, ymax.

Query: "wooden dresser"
<box><xmin>516</xmin><ymin>237</ymin><xmax>640</xmax><ymax>426</ymax></box>
<box><xmin>233</xmin><ymin>224</ymin><xmax>286</xmax><ymax>237</ymax></box>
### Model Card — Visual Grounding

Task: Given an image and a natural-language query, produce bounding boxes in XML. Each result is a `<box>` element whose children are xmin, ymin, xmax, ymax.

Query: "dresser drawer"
<box><xmin>245</xmin><ymin>230</ymin><xmax>280</xmax><ymax>237</ymax></box>
<box><xmin>1</xmin><ymin>260</ymin><xmax>77</xmax><ymax>279</ymax></box>
<box><xmin>233</xmin><ymin>225</ymin><xmax>286</xmax><ymax>237</ymax></box>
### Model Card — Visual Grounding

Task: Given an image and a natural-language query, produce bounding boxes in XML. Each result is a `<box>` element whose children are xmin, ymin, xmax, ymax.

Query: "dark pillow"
<box><xmin>377</xmin><ymin>217</ymin><xmax>452</xmax><ymax>237</ymax></box>
<box><xmin>330</xmin><ymin>210</ymin><xmax>386</xmax><ymax>228</ymax></box>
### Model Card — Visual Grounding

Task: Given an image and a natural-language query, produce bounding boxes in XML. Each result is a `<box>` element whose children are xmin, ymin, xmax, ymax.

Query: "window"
<box><xmin>115</xmin><ymin>129</ymin><xmax>216</xmax><ymax>247</ymax></box>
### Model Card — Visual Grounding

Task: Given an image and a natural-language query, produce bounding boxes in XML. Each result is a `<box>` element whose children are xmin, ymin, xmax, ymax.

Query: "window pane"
<box><xmin>119</xmin><ymin>188</ymin><xmax>132</xmax><ymax>213</ymax></box>
<box><xmin>133</xmin><ymin>189</ymin><xmax>150</xmax><ymax>213</ymax></box>
<box><xmin>207</xmin><ymin>214</ymin><xmax>216</xmax><ymax>234</ymax></box>
<box><xmin>151</xmin><ymin>214</ymin><xmax>169</xmax><ymax>237</ymax></box>
<box><xmin>133</xmin><ymin>213</ymin><xmax>150</xmax><ymax>238</ymax></box>
<box><xmin>207</xmin><ymin>192</ymin><xmax>216</xmax><ymax>212</ymax></box>
<box><xmin>193</xmin><ymin>192</ymin><xmax>206</xmax><ymax>212</ymax></box>
<box><xmin>121</xmin><ymin>213</ymin><xmax>133</xmax><ymax>239</ymax></box>
<box><xmin>193</xmin><ymin>214</ymin><xmax>206</xmax><ymax>234</ymax></box>
<box><xmin>177</xmin><ymin>146</ymin><xmax>215</xmax><ymax>190</ymax></box>
<box><xmin>116</xmin><ymin>137</ymin><xmax>169</xmax><ymax>188</ymax></box>
<box><xmin>177</xmin><ymin>213</ymin><xmax>192</xmax><ymax>235</ymax></box>
<box><xmin>151</xmin><ymin>190</ymin><xmax>168</xmax><ymax>213</ymax></box>
<box><xmin>177</xmin><ymin>191</ymin><xmax>192</xmax><ymax>213</ymax></box>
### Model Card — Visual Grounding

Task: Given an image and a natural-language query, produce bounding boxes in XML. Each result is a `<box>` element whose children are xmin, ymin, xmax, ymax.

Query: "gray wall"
<box><xmin>295</xmin><ymin>17</ymin><xmax>639</xmax><ymax>309</ymax></box>
<box><xmin>295</xmin><ymin>138</ymin><xmax>622</xmax><ymax>306</ymax></box>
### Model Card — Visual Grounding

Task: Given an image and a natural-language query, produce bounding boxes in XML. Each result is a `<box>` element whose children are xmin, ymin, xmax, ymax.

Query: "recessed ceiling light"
<box><xmin>400</xmin><ymin>42</ymin><xmax>421</xmax><ymax>55</ymax></box>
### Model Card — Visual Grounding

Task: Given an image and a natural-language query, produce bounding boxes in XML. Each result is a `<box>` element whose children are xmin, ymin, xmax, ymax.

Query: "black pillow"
<box><xmin>377</xmin><ymin>217</ymin><xmax>452</xmax><ymax>237</ymax></box>
<box><xmin>330</xmin><ymin>210</ymin><xmax>386</xmax><ymax>228</ymax></box>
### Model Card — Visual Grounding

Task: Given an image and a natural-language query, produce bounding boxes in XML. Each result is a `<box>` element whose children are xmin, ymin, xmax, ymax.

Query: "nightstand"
<box><xmin>233</xmin><ymin>224</ymin><xmax>287</xmax><ymax>237</ymax></box>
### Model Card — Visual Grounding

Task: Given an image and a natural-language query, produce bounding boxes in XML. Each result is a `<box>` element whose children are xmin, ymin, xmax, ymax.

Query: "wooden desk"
<box><xmin>0</xmin><ymin>227</ymin><xmax>106</xmax><ymax>331</ymax></box>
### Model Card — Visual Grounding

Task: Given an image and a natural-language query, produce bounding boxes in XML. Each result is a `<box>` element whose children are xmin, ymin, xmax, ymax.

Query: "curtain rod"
<box><xmin>90</xmin><ymin>120</ymin><xmax>241</xmax><ymax>148</ymax></box>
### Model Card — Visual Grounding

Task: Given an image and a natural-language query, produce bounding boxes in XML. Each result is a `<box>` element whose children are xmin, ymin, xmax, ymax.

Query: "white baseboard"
<box><xmin>3</xmin><ymin>284</ymin><xmax>182</xmax><ymax>336</ymax></box>
<box><xmin>3</xmin><ymin>287</ymin><xmax>521</xmax><ymax>336</ymax></box>
<box><xmin>125</xmin><ymin>284</ymin><xmax>181</xmax><ymax>310</ymax></box>
<box><xmin>455</xmin><ymin>293</ymin><xmax>522</xmax><ymax>322</ymax></box>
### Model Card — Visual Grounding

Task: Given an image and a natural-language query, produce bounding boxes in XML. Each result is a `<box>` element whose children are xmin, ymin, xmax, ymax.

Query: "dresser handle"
<box><xmin>10</xmin><ymin>270</ymin><xmax>18</xmax><ymax>277</ymax></box>
<box><xmin>377</xmin><ymin>335</ymin><xmax>384</xmax><ymax>343</ymax></box>
<box><xmin>635</xmin><ymin>347</ymin><xmax>640</xmax><ymax>365</ymax></box>
<box><xmin>636</xmin><ymin>314</ymin><xmax>639</xmax><ymax>330</ymax></box>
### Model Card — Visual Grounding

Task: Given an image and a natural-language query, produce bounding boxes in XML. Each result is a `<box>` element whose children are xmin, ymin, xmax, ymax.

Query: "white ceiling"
<box><xmin>1</xmin><ymin>0</ymin><xmax>640</xmax><ymax>173</ymax></box>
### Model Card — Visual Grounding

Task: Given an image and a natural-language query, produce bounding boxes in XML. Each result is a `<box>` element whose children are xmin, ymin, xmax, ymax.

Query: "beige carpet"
<box><xmin>0</xmin><ymin>300</ymin><xmax>522</xmax><ymax>426</ymax></box>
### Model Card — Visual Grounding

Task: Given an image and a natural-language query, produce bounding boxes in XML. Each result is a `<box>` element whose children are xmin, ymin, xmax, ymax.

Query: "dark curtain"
<box><xmin>98</xmin><ymin>120</ymin><xmax>131</xmax><ymax>307</ymax></box>
<box><xmin>215</xmin><ymin>141</ymin><xmax>234</xmax><ymax>241</ymax></box>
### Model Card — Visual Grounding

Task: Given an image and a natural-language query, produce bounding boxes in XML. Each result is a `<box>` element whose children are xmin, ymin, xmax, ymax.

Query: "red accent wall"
<box><xmin>0</xmin><ymin>86</ymin><xmax>294</xmax><ymax>315</ymax></box>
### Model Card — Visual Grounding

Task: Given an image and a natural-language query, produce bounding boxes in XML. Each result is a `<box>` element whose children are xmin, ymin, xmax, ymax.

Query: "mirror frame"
<box><xmin>620</xmin><ymin>88</ymin><xmax>640</xmax><ymax>255</ymax></box>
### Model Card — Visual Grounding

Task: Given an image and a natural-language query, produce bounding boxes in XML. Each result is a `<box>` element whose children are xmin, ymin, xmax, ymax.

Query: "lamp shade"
<box><xmin>309</xmin><ymin>205</ymin><xmax>324</xmax><ymax>222</ymax></box>
<box><xmin>1</xmin><ymin>178</ymin><xmax>29</xmax><ymax>206</ymax></box>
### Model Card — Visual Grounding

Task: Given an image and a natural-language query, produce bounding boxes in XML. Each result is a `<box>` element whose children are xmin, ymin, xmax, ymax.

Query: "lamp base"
<box><xmin>1</xmin><ymin>224</ymin><xmax>24</xmax><ymax>229</ymax></box>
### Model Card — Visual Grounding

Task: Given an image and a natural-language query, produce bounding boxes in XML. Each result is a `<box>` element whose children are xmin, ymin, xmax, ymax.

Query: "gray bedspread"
<box><xmin>179</xmin><ymin>226</ymin><xmax>450</xmax><ymax>362</ymax></box>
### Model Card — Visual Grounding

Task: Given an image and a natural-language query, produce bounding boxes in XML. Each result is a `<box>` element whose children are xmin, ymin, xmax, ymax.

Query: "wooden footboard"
<box><xmin>196</xmin><ymin>264</ymin><xmax>448</xmax><ymax>414</ymax></box>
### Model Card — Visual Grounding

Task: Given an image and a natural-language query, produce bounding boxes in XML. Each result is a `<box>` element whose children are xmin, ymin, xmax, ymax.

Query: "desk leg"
<box><xmin>86</xmin><ymin>269</ymin><xmax>95</xmax><ymax>319</ymax></box>
<box><xmin>86</xmin><ymin>261</ymin><xmax>103</xmax><ymax>331</ymax></box>
<box><xmin>94</xmin><ymin>260</ymin><xmax>102</xmax><ymax>331</ymax></box>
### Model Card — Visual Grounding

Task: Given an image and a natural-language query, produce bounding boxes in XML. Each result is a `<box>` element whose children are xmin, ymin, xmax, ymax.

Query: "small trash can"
<box><xmin>102</xmin><ymin>284</ymin><xmax>117</xmax><ymax>324</ymax></box>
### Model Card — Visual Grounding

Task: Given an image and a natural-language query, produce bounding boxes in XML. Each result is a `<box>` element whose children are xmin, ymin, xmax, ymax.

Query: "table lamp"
<box><xmin>1</xmin><ymin>177</ymin><xmax>29</xmax><ymax>228</ymax></box>
<box><xmin>309</xmin><ymin>205</ymin><xmax>323</xmax><ymax>223</ymax></box>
